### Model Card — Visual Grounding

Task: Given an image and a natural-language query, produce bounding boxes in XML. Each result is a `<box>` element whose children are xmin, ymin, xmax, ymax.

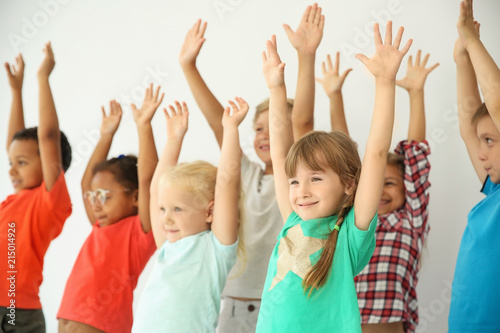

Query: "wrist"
<box><xmin>375</xmin><ymin>77</ymin><xmax>396</xmax><ymax>86</ymax></box>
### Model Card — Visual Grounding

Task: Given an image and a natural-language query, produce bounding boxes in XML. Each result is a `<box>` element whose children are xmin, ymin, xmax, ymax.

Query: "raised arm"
<box><xmin>454</xmin><ymin>16</ymin><xmax>485</xmax><ymax>182</ymax></box>
<box><xmin>82</xmin><ymin>100</ymin><xmax>122</xmax><ymax>225</ymax></box>
<box><xmin>179</xmin><ymin>19</ymin><xmax>225</xmax><ymax>148</ymax></box>
<box><xmin>5</xmin><ymin>54</ymin><xmax>25</xmax><ymax>151</ymax></box>
<box><xmin>262</xmin><ymin>35</ymin><xmax>293</xmax><ymax>222</ymax></box>
<box><xmin>396</xmin><ymin>50</ymin><xmax>439</xmax><ymax>142</ymax></box>
<box><xmin>131</xmin><ymin>84</ymin><xmax>164</xmax><ymax>233</ymax></box>
<box><xmin>150</xmin><ymin>102</ymin><xmax>188</xmax><ymax>247</ymax></box>
<box><xmin>37</xmin><ymin>42</ymin><xmax>62</xmax><ymax>191</ymax></box>
<box><xmin>212</xmin><ymin>98</ymin><xmax>248</xmax><ymax>245</ymax></box>
<box><xmin>316</xmin><ymin>52</ymin><xmax>352</xmax><ymax>135</ymax></box>
<box><xmin>284</xmin><ymin>3</ymin><xmax>324</xmax><ymax>140</ymax></box>
<box><xmin>458</xmin><ymin>0</ymin><xmax>500</xmax><ymax>125</ymax></box>
<box><xmin>354</xmin><ymin>22</ymin><xmax>412</xmax><ymax>230</ymax></box>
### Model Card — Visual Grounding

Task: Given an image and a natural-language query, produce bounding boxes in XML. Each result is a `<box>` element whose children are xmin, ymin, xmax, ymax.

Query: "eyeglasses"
<box><xmin>84</xmin><ymin>189</ymin><xmax>110</xmax><ymax>206</ymax></box>
<box><xmin>84</xmin><ymin>188</ymin><xmax>130</xmax><ymax>206</ymax></box>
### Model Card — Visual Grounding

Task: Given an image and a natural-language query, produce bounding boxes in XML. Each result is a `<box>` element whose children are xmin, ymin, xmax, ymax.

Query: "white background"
<box><xmin>1</xmin><ymin>0</ymin><xmax>499</xmax><ymax>332</ymax></box>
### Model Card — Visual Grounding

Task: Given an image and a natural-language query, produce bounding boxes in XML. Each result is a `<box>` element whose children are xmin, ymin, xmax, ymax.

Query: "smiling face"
<box><xmin>158</xmin><ymin>183</ymin><xmax>212</xmax><ymax>243</ymax></box>
<box><xmin>378</xmin><ymin>164</ymin><xmax>405</xmax><ymax>216</ymax></box>
<box><xmin>8</xmin><ymin>139</ymin><xmax>43</xmax><ymax>194</ymax></box>
<box><xmin>88</xmin><ymin>171</ymin><xmax>138</xmax><ymax>227</ymax></box>
<box><xmin>253</xmin><ymin>110</ymin><xmax>272</xmax><ymax>170</ymax></box>
<box><xmin>289</xmin><ymin>161</ymin><xmax>349</xmax><ymax>221</ymax></box>
<box><xmin>477</xmin><ymin>115</ymin><xmax>500</xmax><ymax>184</ymax></box>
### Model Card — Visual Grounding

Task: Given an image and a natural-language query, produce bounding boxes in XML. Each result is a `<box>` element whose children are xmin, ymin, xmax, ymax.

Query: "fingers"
<box><xmin>101</xmin><ymin>106</ymin><xmax>106</xmax><ymax>118</ymax></box>
<box><xmin>420</xmin><ymin>52</ymin><xmax>428</xmax><ymax>67</ymax></box>
<box><xmin>427</xmin><ymin>62</ymin><xmax>440</xmax><ymax>73</ymax></box>
<box><xmin>384</xmin><ymin>21</ymin><xmax>393</xmax><ymax>46</ymax></box>
<box><xmin>407</xmin><ymin>55</ymin><xmax>413</xmax><ymax>67</ymax></box>
<box><xmin>355</xmin><ymin>53</ymin><xmax>369</xmax><ymax>67</ymax></box>
<box><xmin>400</xmin><ymin>38</ymin><xmax>413</xmax><ymax>56</ymax></box>
<box><xmin>340</xmin><ymin>68</ymin><xmax>353</xmax><ymax>82</ymax></box>
<box><xmin>282</xmin><ymin>24</ymin><xmax>294</xmax><ymax>40</ymax></box>
<box><xmin>198</xmin><ymin>20</ymin><xmax>207</xmax><ymax>38</ymax></box>
<box><xmin>392</xmin><ymin>26</ymin><xmax>403</xmax><ymax>49</ymax></box>
<box><xmin>373</xmin><ymin>23</ymin><xmax>382</xmax><ymax>46</ymax></box>
<box><xmin>302</xmin><ymin>5</ymin><xmax>311</xmax><ymax>23</ymax></box>
<box><xmin>415</xmin><ymin>50</ymin><xmax>422</xmax><ymax>66</ymax></box>
<box><xmin>334</xmin><ymin>52</ymin><xmax>339</xmax><ymax>74</ymax></box>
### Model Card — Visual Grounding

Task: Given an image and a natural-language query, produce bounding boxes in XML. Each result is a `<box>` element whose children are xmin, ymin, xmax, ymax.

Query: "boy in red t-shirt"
<box><xmin>0</xmin><ymin>42</ymin><xmax>72</xmax><ymax>332</ymax></box>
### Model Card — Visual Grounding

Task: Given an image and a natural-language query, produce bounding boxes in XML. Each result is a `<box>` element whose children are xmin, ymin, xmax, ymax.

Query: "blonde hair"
<box><xmin>253</xmin><ymin>98</ymin><xmax>295</xmax><ymax>126</ymax></box>
<box><xmin>161</xmin><ymin>161</ymin><xmax>246</xmax><ymax>261</ymax></box>
<box><xmin>285</xmin><ymin>131</ymin><xmax>361</xmax><ymax>296</ymax></box>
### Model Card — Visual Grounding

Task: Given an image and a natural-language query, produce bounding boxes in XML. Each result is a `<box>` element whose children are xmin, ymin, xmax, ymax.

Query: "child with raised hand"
<box><xmin>57</xmin><ymin>84</ymin><xmax>162</xmax><ymax>333</ymax></box>
<box><xmin>132</xmin><ymin>98</ymin><xmax>247</xmax><ymax>332</ymax></box>
<box><xmin>317</xmin><ymin>46</ymin><xmax>437</xmax><ymax>333</ymax></box>
<box><xmin>0</xmin><ymin>43</ymin><xmax>72</xmax><ymax>332</ymax></box>
<box><xmin>257</xmin><ymin>20</ymin><xmax>412</xmax><ymax>332</ymax></box>
<box><xmin>355</xmin><ymin>49</ymin><xmax>437</xmax><ymax>333</ymax></box>
<box><xmin>450</xmin><ymin>0</ymin><xmax>500</xmax><ymax>330</ymax></box>
<box><xmin>180</xmin><ymin>18</ymin><xmax>287</xmax><ymax>333</ymax></box>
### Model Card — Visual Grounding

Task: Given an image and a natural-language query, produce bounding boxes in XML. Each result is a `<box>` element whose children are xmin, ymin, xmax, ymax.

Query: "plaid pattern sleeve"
<box><xmin>354</xmin><ymin>140</ymin><xmax>431</xmax><ymax>333</ymax></box>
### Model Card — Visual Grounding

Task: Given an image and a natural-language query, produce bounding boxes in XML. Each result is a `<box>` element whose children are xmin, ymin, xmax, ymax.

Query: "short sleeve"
<box><xmin>40</xmin><ymin>172</ymin><xmax>72</xmax><ymax>237</ymax></box>
<box><xmin>346</xmin><ymin>208</ymin><xmax>377</xmax><ymax>275</ymax></box>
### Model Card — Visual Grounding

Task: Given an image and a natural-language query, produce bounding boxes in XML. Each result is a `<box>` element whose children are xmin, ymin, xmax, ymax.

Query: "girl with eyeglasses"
<box><xmin>57</xmin><ymin>85</ymin><xmax>162</xmax><ymax>333</ymax></box>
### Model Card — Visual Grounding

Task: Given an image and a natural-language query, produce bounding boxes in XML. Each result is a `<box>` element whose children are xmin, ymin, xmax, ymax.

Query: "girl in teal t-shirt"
<box><xmin>257</xmin><ymin>21</ymin><xmax>412</xmax><ymax>333</ymax></box>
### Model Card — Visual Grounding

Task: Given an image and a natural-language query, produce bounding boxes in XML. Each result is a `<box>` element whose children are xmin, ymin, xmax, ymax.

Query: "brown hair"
<box><xmin>471</xmin><ymin>103</ymin><xmax>489</xmax><ymax>126</ymax></box>
<box><xmin>387</xmin><ymin>152</ymin><xmax>404</xmax><ymax>178</ymax></box>
<box><xmin>253</xmin><ymin>98</ymin><xmax>295</xmax><ymax>126</ymax></box>
<box><xmin>285</xmin><ymin>131</ymin><xmax>361</xmax><ymax>295</ymax></box>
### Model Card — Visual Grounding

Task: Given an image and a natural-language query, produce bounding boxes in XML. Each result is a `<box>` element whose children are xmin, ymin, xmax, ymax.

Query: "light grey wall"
<box><xmin>1</xmin><ymin>0</ymin><xmax>499</xmax><ymax>332</ymax></box>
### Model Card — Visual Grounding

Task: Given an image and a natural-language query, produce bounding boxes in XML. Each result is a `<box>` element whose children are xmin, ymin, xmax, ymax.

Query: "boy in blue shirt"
<box><xmin>450</xmin><ymin>0</ymin><xmax>500</xmax><ymax>331</ymax></box>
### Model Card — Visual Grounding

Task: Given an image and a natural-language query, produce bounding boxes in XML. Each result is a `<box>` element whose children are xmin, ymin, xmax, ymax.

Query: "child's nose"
<box><xmin>8</xmin><ymin>165</ymin><xmax>16</xmax><ymax>176</ymax></box>
<box><xmin>478</xmin><ymin>145</ymin><xmax>488</xmax><ymax>161</ymax></box>
<box><xmin>298</xmin><ymin>183</ymin><xmax>311</xmax><ymax>198</ymax></box>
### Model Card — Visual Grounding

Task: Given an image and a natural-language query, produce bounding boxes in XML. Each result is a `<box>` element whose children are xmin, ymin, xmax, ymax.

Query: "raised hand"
<box><xmin>453</xmin><ymin>21</ymin><xmax>480</xmax><ymax>63</ymax></box>
<box><xmin>316</xmin><ymin>52</ymin><xmax>352</xmax><ymax>97</ymax></box>
<box><xmin>262</xmin><ymin>35</ymin><xmax>286</xmax><ymax>89</ymax></box>
<box><xmin>223</xmin><ymin>97</ymin><xmax>249</xmax><ymax>128</ymax></box>
<box><xmin>356</xmin><ymin>21</ymin><xmax>412</xmax><ymax>82</ymax></box>
<box><xmin>457</xmin><ymin>0</ymin><xmax>480</xmax><ymax>49</ymax></box>
<box><xmin>396</xmin><ymin>50</ymin><xmax>439</xmax><ymax>92</ymax></box>
<box><xmin>131</xmin><ymin>84</ymin><xmax>164</xmax><ymax>126</ymax></box>
<box><xmin>165</xmin><ymin>101</ymin><xmax>189</xmax><ymax>140</ymax></box>
<box><xmin>4</xmin><ymin>54</ymin><xmax>24</xmax><ymax>91</ymax></box>
<box><xmin>179</xmin><ymin>19</ymin><xmax>207</xmax><ymax>68</ymax></box>
<box><xmin>283</xmin><ymin>3</ymin><xmax>324</xmax><ymax>54</ymax></box>
<box><xmin>101</xmin><ymin>100</ymin><xmax>123</xmax><ymax>135</ymax></box>
<box><xmin>37</xmin><ymin>42</ymin><xmax>55</xmax><ymax>78</ymax></box>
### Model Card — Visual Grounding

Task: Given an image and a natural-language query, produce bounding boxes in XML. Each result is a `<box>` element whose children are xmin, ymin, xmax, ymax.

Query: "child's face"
<box><xmin>253</xmin><ymin>110</ymin><xmax>271</xmax><ymax>167</ymax></box>
<box><xmin>378</xmin><ymin>164</ymin><xmax>405</xmax><ymax>216</ymax></box>
<box><xmin>158</xmin><ymin>183</ymin><xmax>212</xmax><ymax>243</ymax></box>
<box><xmin>288</xmin><ymin>162</ymin><xmax>350</xmax><ymax>221</ymax></box>
<box><xmin>8</xmin><ymin>139</ymin><xmax>43</xmax><ymax>194</ymax></box>
<box><xmin>477</xmin><ymin>115</ymin><xmax>500</xmax><ymax>184</ymax></box>
<box><xmin>88</xmin><ymin>171</ymin><xmax>138</xmax><ymax>226</ymax></box>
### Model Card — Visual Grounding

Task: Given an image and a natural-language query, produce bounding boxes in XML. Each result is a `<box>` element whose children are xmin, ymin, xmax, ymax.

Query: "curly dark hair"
<box><xmin>92</xmin><ymin>155</ymin><xmax>138</xmax><ymax>192</ymax></box>
<box><xmin>11</xmin><ymin>127</ymin><xmax>72</xmax><ymax>172</ymax></box>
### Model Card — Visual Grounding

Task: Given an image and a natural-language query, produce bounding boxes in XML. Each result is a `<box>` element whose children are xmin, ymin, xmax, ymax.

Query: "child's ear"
<box><xmin>206</xmin><ymin>200</ymin><xmax>215</xmax><ymax>223</ymax></box>
<box><xmin>131</xmin><ymin>189</ymin><xmax>139</xmax><ymax>207</ymax></box>
<box><xmin>344</xmin><ymin>179</ymin><xmax>356</xmax><ymax>196</ymax></box>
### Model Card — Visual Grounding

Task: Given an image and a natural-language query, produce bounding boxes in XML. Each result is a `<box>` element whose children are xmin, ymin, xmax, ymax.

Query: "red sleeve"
<box><xmin>39</xmin><ymin>172</ymin><xmax>72</xmax><ymax>238</ymax></box>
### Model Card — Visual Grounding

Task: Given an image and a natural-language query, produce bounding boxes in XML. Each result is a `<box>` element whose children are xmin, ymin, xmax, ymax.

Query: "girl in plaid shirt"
<box><xmin>317</xmin><ymin>49</ymin><xmax>437</xmax><ymax>333</ymax></box>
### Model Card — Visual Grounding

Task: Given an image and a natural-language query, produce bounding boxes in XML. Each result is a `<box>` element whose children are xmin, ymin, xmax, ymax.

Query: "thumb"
<box><xmin>340</xmin><ymin>68</ymin><xmax>353</xmax><ymax>81</ymax></box>
<box><xmin>282</xmin><ymin>24</ymin><xmax>294</xmax><ymax>40</ymax></box>
<box><xmin>355</xmin><ymin>54</ymin><xmax>369</xmax><ymax>67</ymax></box>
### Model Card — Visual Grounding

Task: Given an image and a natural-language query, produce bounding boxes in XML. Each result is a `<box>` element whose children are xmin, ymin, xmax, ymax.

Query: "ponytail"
<box><xmin>302</xmin><ymin>194</ymin><xmax>354</xmax><ymax>297</ymax></box>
